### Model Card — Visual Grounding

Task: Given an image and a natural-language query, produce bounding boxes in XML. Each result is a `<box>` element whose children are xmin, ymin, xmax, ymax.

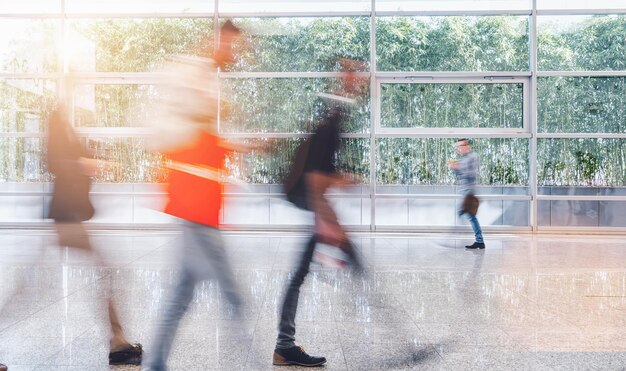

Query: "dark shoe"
<box><xmin>109</xmin><ymin>343</ymin><xmax>143</xmax><ymax>365</ymax></box>
<box><xmin>0</xmin><ymin>363</ymin><xmax>7</xmax><ymax>371</ymax></box>
<box><xmin>273</xmin><ymin>346</ymin><xmax>327</xmax><ymax>367</ymax></box>
<box><xmin>465</xmin><ymin>242</ymin><xmax>485</xmax><ymax>249</ymax></box>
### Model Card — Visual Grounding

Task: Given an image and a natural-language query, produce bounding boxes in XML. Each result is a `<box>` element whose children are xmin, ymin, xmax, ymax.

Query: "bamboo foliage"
<box><xmin>69</xmin><ymin>18</ymin><xmax>214</xmax><ymax>72</ymax></box>
<box><xmin>376</xmin><ymin>138</ymin><xmax>529</xmax><ymax>186</ymax></box>
<box><xmin>0</xmin><ymin>16</ymin><xmax>624</xmax><ymax>187</ymax></box>
<box><xmin>538</xmin><ymin>138</ymin><xmax>626</xmax><ymax>186</ymax></box>
<box><xmin>223</xmin><ymin>78</ymin><xmax>370</xmax><ymax>133</ymax></box>
<box><xmin>538</xmin><ymin>77</ymin><xmax>625</xmax><ymax>133</ymax></box>
<box><xmin>376</xmin><ymin>16</ymin><xmax>529</xmax><ymax>71</ymax></box>
<box><xmin>381</xmin><ymin>83</ymin><xmax>523</xmax><ymax>129</ymax></box>
<box><xmin>226</xmin><ymin>138</ymin><xmax>369</xmax><ymax>184</ymax></box>
<box><xmin>231</xmin><ymin>17</ymin><xmax>370</xmax><ymax>72</ymax></box>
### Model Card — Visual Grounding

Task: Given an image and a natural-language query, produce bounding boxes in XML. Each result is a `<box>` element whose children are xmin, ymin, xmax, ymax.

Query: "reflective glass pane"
<box><xmin>381</xmin><ymin>83</ymin><xmax>523</xmax><ymax>129</ymax></box>
<box><xmin>231</xmin><ymin>17</ymin><xmax>370</xmax><ymax>72</ymax></box>
<box><xmin>83</xmin><ymin>138</ymin><xmax>165</xmax><ymax>183</ymax></box>
<box><xmin>66</xmin><ymin>0</ymin><xmax>213</xmax><ymax>13</ymax></box>
<box><xmin>538</xmin><ymin>77</ymin><xmax>626</xmax><ymax>133</ymax></box>
<box><xmin>538</xmin><ymin>15</ymin><xmax>626</xmax><ymax>71</ymax></box>
<box><xmin>0</xmin><ymin>79</ymin><xmax>56</xmax><ymax>133</ymax></box>
<box><xmin>538</xmin><ymin>199</ymin><xmax>626</xmax><ymax>228</ymax></box>
<box><xmin>377</xmin><ymin>0</ymin><xmax>530</xmax><ymax>12</ymax></box>
<box><xmin>375</xmin><ymin>198</ymin><xmax>529</xmax><ymax>226</ymax></box>
<box><xmin>67</xmin><ymin>19</ymin><xmax>213</xmax><ymax>72</ymax></box>
<box><xmin>538</xmin><ymin>138</ymin><xmax>626</xmax><ymax>187</ymax></box>
<box><xmin>377</xmin><ymin>138</ymin><xmax>529</xmax><ymax>186</ymax></box>
<box><xmin>222</xmin><ymin>78</ymin><xmax>370</xmax><ymax>133</ymax></box>
<box><xmin>0</xmin><ymin>19</ymin><xmax>59</xmax><ymax>73</ymax></box>
<box><xmin>0</xmin><ymin>138</ymin><xmax>45</xmax><ymax>182</ymax></box>
<box><xmin>220</xmin><ymin>0</ymin><xmax>370</xmax><ymax>13</ymax></box>
<box><xmin>376</xmin><ymin>16</ymin><xmax>529</xmax><ymax>71</ymax></box>
<box><xmin>226</xmin><ymin>138</ymin><xmax>369</xmax><ymax>184</ymax></box>
<box><xmin>73</xmin><ymin>84</ymin><xmax>158</xmax><ymax>128</ymax></box>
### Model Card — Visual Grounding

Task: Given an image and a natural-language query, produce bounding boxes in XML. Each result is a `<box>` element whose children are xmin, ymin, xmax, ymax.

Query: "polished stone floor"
<box><xmin>0</xmin><ymin>230</ymin><xmax>625</xmax><ymax>370</ymax></box>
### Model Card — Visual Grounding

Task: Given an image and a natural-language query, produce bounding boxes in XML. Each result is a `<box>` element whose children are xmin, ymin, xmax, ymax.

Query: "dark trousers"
<box><xmin>276</xmin><ymin>235</ymin><xmax>362</xmax><ymax>349</ymax></box>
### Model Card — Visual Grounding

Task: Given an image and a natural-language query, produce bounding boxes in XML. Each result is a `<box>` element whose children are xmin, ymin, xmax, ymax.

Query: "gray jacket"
<box><xmin>454</xmin><ymin>151</ymin><xmax>478</xmax><ymax>194</ymax></box>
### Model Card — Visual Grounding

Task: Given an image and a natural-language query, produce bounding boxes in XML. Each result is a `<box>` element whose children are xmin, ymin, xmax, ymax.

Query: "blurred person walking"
<box><xmin>274</xmin><ymin>58</ymin><xmax>368</xmax><ymax>367</ymax></box>
<box><xmin>142</xmin><ymin>20</ymin><xmax>248</xmax><ymax>371</ymax></box>
<box><xmin>47</xmin><ymin>105</ymin><xmax>143</xmax><ymax>365</ymax></box>
<box><xmin>448</xmin><ymin>138</ymin><xmax>485</xmax><ymax>249</ymax></box>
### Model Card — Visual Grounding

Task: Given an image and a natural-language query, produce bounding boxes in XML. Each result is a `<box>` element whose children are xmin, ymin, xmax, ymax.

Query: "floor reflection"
<box><xmin>0</xmin><ymin>232</ymin><xmax>624</xmax><ymax>369</ymax></box>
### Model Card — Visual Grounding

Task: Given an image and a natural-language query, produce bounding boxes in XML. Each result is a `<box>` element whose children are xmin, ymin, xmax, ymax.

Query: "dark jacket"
<box><xmin>284</xmin><ymin>105</ymin><xmax>345</xmax><ymax>211</ymax></box>
<box><xmin>47</xmin><ymin>108</ymin><xmax>94</xmax><ymax>222</ymax></box>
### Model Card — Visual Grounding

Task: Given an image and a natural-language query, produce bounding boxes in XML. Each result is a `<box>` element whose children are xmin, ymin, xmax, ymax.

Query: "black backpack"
<box><xmin>284</xmin><ymin>137</ymin><xmax>312</xmax><ymax>211</ymax></box>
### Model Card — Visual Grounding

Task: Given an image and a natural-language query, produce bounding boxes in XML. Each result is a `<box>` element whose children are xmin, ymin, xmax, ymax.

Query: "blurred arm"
<box><xmin>306</xmin><ymin>171</ymin><xmax>342</xmax><ymax>234</ymax></box>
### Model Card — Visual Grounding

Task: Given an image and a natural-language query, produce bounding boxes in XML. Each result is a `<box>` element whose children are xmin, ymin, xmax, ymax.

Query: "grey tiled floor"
<box><xmin>1</xmin><ymin>231</ymin><xmax>625</xmax><ymax>370</ymax></box>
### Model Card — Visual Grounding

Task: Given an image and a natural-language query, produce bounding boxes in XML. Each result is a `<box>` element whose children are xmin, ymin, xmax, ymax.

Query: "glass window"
<box><xmin>538</xmin><ymin>138</ymin><xmax>625</xmax><ymax>187</ymax></box>
<box><xmin>381</xmin><ymin>83</ymin><xmax>523</xmax><ymax>129</ymax></box>
<box><xmin>375</xmin><ymin>198</ymin><xmax>530</xmax><ymax>226</ymax></box>
<box><xmin>377</xmin><ymin>0</ymin><xmax>530</xmax><ymax>12</ymax></box>
<box><xmin>376</xmin><ymin>16</ymin><xmax>529</xmax><ymax>71</ymax></box>
<box><xmin>0</xmin><ymin>19</ymin><xmax>59</xmax><ymax>73</ymax></box>
<box><xmin>67</xmin><ymin>19</ymin><xmax>213</xmax><ymax>72</ymax></box>
<box><xmin>538</xmin><ymin>200</ymin><xmax>626</xmax><ymax>228</ymax></box>
<box><xmin>73</xmin><ymin>84</ymin><xmax>158</xmax><ymax>128</ymax></box>
<box><xmin>230</xmin><ymin>17</ymin><xmax>370</xmax><ymax>72</ymax></box>
<box><xmin>377</xmin><ymin>138</ymin><xmax>529</xmax><ymax>187</ymax></box>
<box><xmin>538</xmin><ymin>15</ymin><xmax>626</xmax><ymax>71</ymax></box>
<box><xmin>538</xmin><ymin>77</ymin><xmax>625</xmax><ymax>133</ymax></box>
<box><xmin>226</xmin><ymin>138</ymin><xmax>369</xmax><ymax>184</ymax></box>
<box><xmin>0</xmin><ymin>138</ymin><xmax>45</xmax><ymax>182</ymax></box>
<box><xmin>222</xmin><ymin>78</ymin><xmax>370</xmax><ymax>133</ymax></box>
<box><xmin>220</xmin><ymin>0</ymin><xmax>370</xmax><ymax>13</ymax></box>
<box><xmin>84</xmin><ymin>138</ymin><xmax>165</xmax><ymax>183</ymax></box>
<box><xmin>66</xmin><ymin>0</ymin><xmax>214</xmax><ymax>13</ymax></box>
<box><xmin>0</xmin><ymin>79</ymin><xmax>57</xmax><ymax>133</ymax></box>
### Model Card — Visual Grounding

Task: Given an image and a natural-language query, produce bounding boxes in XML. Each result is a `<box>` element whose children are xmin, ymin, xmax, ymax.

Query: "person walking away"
<box><xmin>47</xmin><ymin>105</ymin><xmax>143</xmax><ymax>365</ymax></box>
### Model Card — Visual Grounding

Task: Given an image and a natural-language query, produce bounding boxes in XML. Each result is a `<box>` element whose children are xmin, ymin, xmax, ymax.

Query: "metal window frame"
<box><xmin>369</xmin><ymin>0</ymin><xmax>378</xmax><ymax>230</ymax></box>
<box><xmin>1</xmin><ymin>0</ymin><xmax>626</xmax><ymax>233</ymax></box>
<box><xmin>537</xmin><ymin>133</ymin><xmax>626</xmax><ymax>139</ymax></box>
<box><xmin>537</xmin><ymin>71</ymin><xmax>626</xmax><ymax>77</ymax></box>
<box><xmin>374</xmin><ymin>10</ymin><xmax>533</xmax><ymax>17</ymax></box>
<box><xmin>529</xmin><ymin>0</ymin><xmax>539</xmax><ymax>231</ymax></box>
<box><xmin>537</xmin><ymin>195</ymin><xmax>626</xmax><ymax>201</ymax></box>
<box><xmin>536</xmin><ymin>9</ymin><xmax>626</xmax><ymax>15</ymax></box>
<box><xmin>3</xmin><ymin>4</ymin><xmax>625</xmax><ymax>18</ymax></box>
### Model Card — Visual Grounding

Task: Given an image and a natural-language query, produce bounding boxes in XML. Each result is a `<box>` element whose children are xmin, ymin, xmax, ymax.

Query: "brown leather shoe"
<box><xmin>0</xmin><ymin>363</ymin><xmax>8</xmax><ymax>371</ymax></box>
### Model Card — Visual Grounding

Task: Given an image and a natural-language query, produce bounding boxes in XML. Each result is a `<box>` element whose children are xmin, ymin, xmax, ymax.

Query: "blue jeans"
<box><xmin>144</xmin><ymin>222</ymin><xmax>241</xmax><ymax>371</ymax></box>
<box><xmin>466</xmin><ymin>213</ymin><xmax>484</xmax><ymax>243</ymax></box>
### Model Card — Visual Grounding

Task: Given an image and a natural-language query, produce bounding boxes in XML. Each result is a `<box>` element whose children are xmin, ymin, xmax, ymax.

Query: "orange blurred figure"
<box><xmin>143</xmin><ymin>20</ymin><xmax>247</xmax><ymax>371</ymax></box>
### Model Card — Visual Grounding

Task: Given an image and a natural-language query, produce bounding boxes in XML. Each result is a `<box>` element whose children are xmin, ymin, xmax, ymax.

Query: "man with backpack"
<box><xmin>274</xmin><ymin>58</ymin><xmax>368</xmax><ymax>367</ymax></box>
